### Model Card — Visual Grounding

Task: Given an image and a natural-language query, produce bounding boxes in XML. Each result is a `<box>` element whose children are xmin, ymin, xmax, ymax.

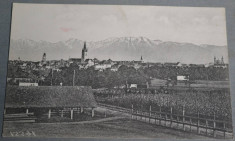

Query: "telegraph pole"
<box><xmin>73</xmin><ymin>70</ymin><xmax>75</xmax><ymax>86</ymax></box>
<box><xmin>51</xmin><ymin>69</ymin><xmax>53</xmax><ymax>86</ymax></box>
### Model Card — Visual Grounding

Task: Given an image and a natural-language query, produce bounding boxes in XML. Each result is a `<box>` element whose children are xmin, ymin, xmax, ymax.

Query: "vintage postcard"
<box><xmin>2</xmin><ymin>3</ymin><xmax>233</xmax><ymax>139</ymax></box>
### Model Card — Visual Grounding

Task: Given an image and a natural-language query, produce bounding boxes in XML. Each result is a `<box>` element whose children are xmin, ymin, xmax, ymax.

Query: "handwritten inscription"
<box><xmin>10</xmin><ymin>131</ymin><xmax>36</xmax><ymax>137</ymax></box>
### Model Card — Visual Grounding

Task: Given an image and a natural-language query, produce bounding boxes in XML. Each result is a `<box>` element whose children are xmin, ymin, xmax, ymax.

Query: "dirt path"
<box><xmin>3</xmin><ymin>118</ymin><xmax>213</xmax><ymax>139</ymax></box>
<box><xmin>96</xmin><ymin>105</ymin><xmax>233</xmax><ymax>139</ymax></box>
<box><xmin>37</xmin><ymin>116</ymin><xmax>125</xmax><ymax>125</ymax></box>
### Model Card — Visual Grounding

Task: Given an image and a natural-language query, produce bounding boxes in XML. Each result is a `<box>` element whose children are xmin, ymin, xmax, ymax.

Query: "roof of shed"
<box><xmin>5</xmin><ymin>86</ymin><xmax>97</xmax><ymax>108</ymax></box>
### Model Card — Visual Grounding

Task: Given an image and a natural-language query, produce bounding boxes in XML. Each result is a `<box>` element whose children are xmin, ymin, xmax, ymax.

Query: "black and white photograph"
<box><xmin>2</xmin><ymin>3</ymin><xmax>233</xmax><ymax>139</ymax></box>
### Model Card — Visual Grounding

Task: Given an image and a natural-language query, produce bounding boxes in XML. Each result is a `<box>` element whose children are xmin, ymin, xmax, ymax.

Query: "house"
<box><xmin>7</xmin><ymin>77</ymin><xmax>33</xmax><ymax>84</ymax></box>
<box><xmin>110</xmin><ymin>66</ymin><xmax>119</xmax><ymax>72</ymax></box>
<box><xmin>164</xmin><ymin>62</ymin><xmax>180</xmax><ymax>67</ymax></box>
<box><xmin>176</xmin><ymin>75</ymin><xmax>189</xmax><ymax>86</ymax></box>
<box><xmin>85</xmin><ymin>59</ymin><xmax>95</xmax><ymax>67</ymax></box>
<box><xmin>94</xmin><ymin>64</ymin><xmax>112</xmax><ymax>71</ymax></box>
<box><xmin>189</xmin><ymin>64</ymin><xmax>199</xmax><ymax>67</ymax></box>
<box><xmin>214</xmin><ymin>56</ymin><xmax>224</xmax><ymax>65</ymax></box>
<box><xmin>20</xmin><ymin>63</ymin><xmax>27</xmax><ymax>70</ymax></box>
<box><xmin>155</xmin><ymin>63</ymin><xmax>163</xmax><ymax>67</ymax></box>
<box><xmin>177</xmin><ymin>75</ymin><xmax>189</xmax><ymax>81</ymax></box>
<box><xmin>114</xmin><ymin>61</ymin><xmax>131</xmax><ymax>66</ymax></box>
<box><xmin>197</xmin><ymin>64</ymin><xmax>205</xmax><ymax>68</ymax></box>
<box><xmin>19</xmin><ymin>82</ymin><xmax>38</xmax><ymax>86</ymax></box>
<box><xmin>130</xmin><ymin>84</ymin><xmax>137</xmax><ymax>88</ymax></box>
<box><xmin>176</xmin><ymin>62</ymin><xmax>189</xmax><ymax>67</ymax></box>
<box><xmin>69</xmin><ymin>58</ymin><xmax>82</xmax><ymax>64</ymax></box>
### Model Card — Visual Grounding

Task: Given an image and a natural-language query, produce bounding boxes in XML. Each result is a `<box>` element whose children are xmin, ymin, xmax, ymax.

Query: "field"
<box><xmin>92</xmin><ymin>85</ymin><xmax>233</xmax><ymax>138</ymax></box>
<box><xmin>97</xmin><ymin>90</ymin><xmax>231</xmax><ymax>120</ymax></box>
<box><xmin>95</xmin><ymin>79</ymin><xmax>232</xmax><ymax>127</ymax></box>
<box><xmin>2</xmin><ymin>118</ymin><xmax>210</xmax><ymax>139</ymax></box>
<box><xmin>150</xmin><ymin>78</ymin><xmax>230</xmax><ymax>88</ymax></box>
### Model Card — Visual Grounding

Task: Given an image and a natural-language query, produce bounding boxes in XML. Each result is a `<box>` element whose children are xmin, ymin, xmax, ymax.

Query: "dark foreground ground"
<box><xmin>2</xmin><ymin>118</ymin><xmax>211</xmax><ymax>139</ymax></box>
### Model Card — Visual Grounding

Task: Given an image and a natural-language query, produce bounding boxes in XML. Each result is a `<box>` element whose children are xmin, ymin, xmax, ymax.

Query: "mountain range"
<box><xmin>9</xmin><ymin>37</ymin><xmax>228</xmax><ymax>64</ymax></box>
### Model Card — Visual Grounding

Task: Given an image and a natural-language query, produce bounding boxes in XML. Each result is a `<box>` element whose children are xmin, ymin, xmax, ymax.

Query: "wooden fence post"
<box><xmin>131</xmin><ymin>104</ymin><xmax>134</xmax><ymax>119</ymax></box>
<box><xmin>159</xmin><ymin>112</ymin><xmax>162</xmax><ymax>126</ymax></box>
<box><xmin>61</xmin><ymin>110</ymin><xmax>64</xmax><ymax>118</ymax></box>
<box><xmin>190</xmin><ymin>117</ymin><xmax>192</xmax><ymax>132</ymax></box>
<box><xmin>170</xmin><ymin>107</ymin><xmax>173</xmax><ymax>127</ymax></box>
<box><xmin>223</xmin><ymin>122</ymin><xmax>226</xmax><ymax>138</ymax></box>
<box><xmin>183</xmin><ymin>106</ymin><xmax>185</xmax><ymax>131</ymax></box>
<box><xmin>206</xmin><ymin>120</ymin><xmax>208</xmax><ymax>135</ymax></box>
<box><xmin>77</xmin><ymin>107</ymin><xmax>80</xmax><ymax>114</ymax></box>
<box><xmin>136</xmin><ymin>110</ymin><xmax>138</xmax><ymax>120</ymax></box>
<box><xmin>80</xmin><ymin>107</ymin><xmax>84</xmax><ymax>113</ymax></box>
<box><xmin>26</xmin><ymin>108</ymin><xmax>29</xmax><ymax>114</ymax></box>
<box><xmin>145</xmin><ymin>111</ymin><xmax>147</xmax><ymax>122</ymax></box>
<box><xmin>140</xmin><ymin>110</ymin><xmax>143</xmax><ymax>120</ymax></box>
<box><xmin>91</xmin><ymin>108</ymin><xmax>95</xmax><ymax>117</ymax></box>
<box><xmin>197</xmin><ymin>111</ymin><xmax>200</xmax><ymax>134</ymax></box>
<box><xmin>149</xmin><ymin>105</ymin><xmax>151</xmax><ymax>123</ymax></box>
<box><xmin>177</xmin><ymin>115</ymin><xmax>179</xmax><ymax>128</ymax></box>
<box><xmin>48</xmin><ymin>109</ymin><xmax>51</xmax><ymax>119</ymax></box>
<box><xmin>213</xmin><ymin>112</ymin><xmax>216</xmax><ymax>138</ymax></box>
<box><xmin>159</xmin><ymin>105</ymin><xmax>162</xmax><ymax>118</ymax></box>
<box><xmin>71</xmin><ymin>109</ymin><xmax>74</xmax><ymax>120</ymax></box>
<box><xmin>163</xmin><ymin>97</ymin><xmax>165</xmax><ymax>107</ymax></box>
<box><xmin>165</xmin><ymin>113</ymin><xmax>167</xmax><ymax>126</ymax></box>
<box><xmin>155</xmin><ymin>113</ymin><xmax>157</xmax><ymax>124</ymax></box>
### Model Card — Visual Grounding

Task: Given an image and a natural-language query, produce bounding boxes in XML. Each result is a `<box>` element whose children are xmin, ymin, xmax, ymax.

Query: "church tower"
<box><xmin>221</xmin><ymin>56</ymin><xmax>224</xmax><ymax>64</ymax></box>
<box><xmin>42</xmin><ymin>53</ymin><xmax>46</xmax><ymax>65</ymax></box>
<box><xmin>81</xmin><ymin>42</ymin><xmax>88</xmax><ymax>62</ymax></box>
<box><xmin>140</xmin><ymin>55</ymin><xmax>143</xmax><ymax>63</ymax></box>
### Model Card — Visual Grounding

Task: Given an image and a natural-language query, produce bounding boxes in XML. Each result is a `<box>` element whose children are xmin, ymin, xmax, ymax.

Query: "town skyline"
<box><xmin>12</xmin><ymin>52</ymin><xmax>226</xmax><ymax>66</ymax></box>
<box><xmin>9</xmin><ymin>36</ymin><xmax>228</xmax><ymax>64</ymax></box>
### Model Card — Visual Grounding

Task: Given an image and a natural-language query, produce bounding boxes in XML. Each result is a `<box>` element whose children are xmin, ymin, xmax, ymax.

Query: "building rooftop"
<box><xmin>5</xmin><ymin>86</ymin><xmax>97</xmax><ymax>108</ymax></box>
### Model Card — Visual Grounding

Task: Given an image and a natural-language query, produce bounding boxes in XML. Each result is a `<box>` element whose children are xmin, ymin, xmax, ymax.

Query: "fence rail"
<box><xmin>98</xmin><ymin>103</ymin><xmax>233</xmax><ymax>139</ymax></box>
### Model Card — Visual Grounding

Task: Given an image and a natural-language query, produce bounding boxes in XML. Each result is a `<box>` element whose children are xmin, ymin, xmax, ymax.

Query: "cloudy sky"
<box><xmin>11</xmin><ymin>3</ymin><xmax>227</xmax><ymax>46</ymax></box>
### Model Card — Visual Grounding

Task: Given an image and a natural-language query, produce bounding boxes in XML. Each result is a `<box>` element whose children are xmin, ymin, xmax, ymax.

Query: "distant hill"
<box><xmin>9</xmin><ymin>37</ymin><xmax>228</xmax><ymax>64</ymax></box>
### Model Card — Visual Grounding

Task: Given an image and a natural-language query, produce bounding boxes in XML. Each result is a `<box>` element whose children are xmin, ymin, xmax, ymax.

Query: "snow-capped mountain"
<box><xmin>9</xmin><ymin>37</ymin><xmax>228</xmax><ymax>64</ymax></box>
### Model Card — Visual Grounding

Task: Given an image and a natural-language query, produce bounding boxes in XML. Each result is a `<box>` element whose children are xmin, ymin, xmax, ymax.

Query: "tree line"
<box><xmin>7</xmin><ymin>63</ymin><xmax>229</xmax><ymax>88</ymax></box>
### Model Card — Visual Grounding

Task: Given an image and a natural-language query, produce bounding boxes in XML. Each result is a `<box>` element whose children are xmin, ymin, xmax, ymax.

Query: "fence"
<box><xmin>98</xmin><ymin>103</ymin><xmax>233</xmax><ymax>139</ymax></box>
<box><xmin>131</xmin><ymin>105</ymin><xmax>233</xmax><ymax>139</ymax></box>
<box><xmin>4</xmin><ymin>113</ymin><xmax>36</xmax><ymax>123</ymax></box>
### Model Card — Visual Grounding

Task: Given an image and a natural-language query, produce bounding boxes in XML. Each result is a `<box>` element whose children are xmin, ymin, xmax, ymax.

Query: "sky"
<box><xmin>11</xmin><ymin>3</ymin><xmax>227</xmax><ymax>46</ymax></box>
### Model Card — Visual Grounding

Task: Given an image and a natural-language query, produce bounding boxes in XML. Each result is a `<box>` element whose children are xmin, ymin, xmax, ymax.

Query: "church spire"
<box><xmin>82</xmin><ymin>41</ymin><xmax>88</xmax><ymax>62</ymax></box>
<box><xmin>41</xmin><ymin>53</ymin><xmax>46</xmax><ymax>65</ymax></box>
<box><xmin>140</xmin><ymin>55</ymin><xmax>143</xmax><ymax>63</ymax></box>
<box><xmin>221</xmin><ymin>56</ymin><xmax>224</xmax><ymax>64</ymax></box>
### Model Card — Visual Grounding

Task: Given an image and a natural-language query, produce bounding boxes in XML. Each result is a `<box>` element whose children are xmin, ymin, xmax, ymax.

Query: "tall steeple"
<box><xmin>221</xmin><ymin>56</ymin><xmax>224</xmax><ymax>64</ymax></box>
<box><xmin>140</xmin><ymin>55</ymin><xmax>143</xmax><ymax>63</ymax></box>
<box><xmin>81</xmin><ymin>42</ymin><xmax>88</xmax><ymax>62</ymax></box>
<box><xmin>42</xmin><ymin>53</ymin><xmax>46</xmax><ymax>65</ymax></box>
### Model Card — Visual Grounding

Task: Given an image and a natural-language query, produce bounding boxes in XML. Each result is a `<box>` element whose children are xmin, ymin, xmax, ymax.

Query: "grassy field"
<box><xmin>2</xmin><ymin>118</ymin><xmax>211</xmax><ymax>139</ymax></box>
